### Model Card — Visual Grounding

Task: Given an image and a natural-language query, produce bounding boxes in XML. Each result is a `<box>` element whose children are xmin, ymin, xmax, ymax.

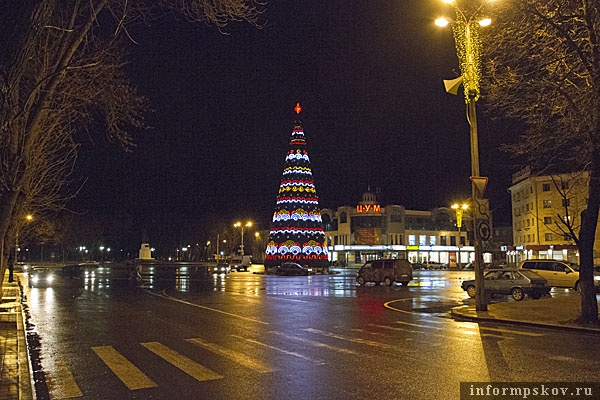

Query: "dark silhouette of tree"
<box><xmin>483</xmin><ymin>0</ymin><xmax>600</xmax><ymax>324</ymax></box>
<box><xmin>0</xmin><ymin>1</ymin><xmax>264</xmax><ymax>291</ymax></box>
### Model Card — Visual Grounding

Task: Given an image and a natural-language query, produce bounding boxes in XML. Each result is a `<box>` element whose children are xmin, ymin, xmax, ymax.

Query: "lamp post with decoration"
<box><xmin>436</xmin><ymin>0</ymin><xmax>494</xmax><ymax>311</ymax></box>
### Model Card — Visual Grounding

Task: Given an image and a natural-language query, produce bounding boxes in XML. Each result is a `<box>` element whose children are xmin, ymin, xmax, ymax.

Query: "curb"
<box><xmin>450</xmin><ymin>305</ymin><xmax>600</xmax><ymax>334</ymax></box>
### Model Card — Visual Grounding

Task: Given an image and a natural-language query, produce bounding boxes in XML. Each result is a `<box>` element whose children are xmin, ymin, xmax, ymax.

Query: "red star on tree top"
<box><xmin>294</xmin><ymin>102</ymin><xmax>302</xmax><ymax>114</ymax></box>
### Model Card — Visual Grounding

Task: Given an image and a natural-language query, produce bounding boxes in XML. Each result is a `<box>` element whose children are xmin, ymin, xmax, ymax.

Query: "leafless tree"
<box><xmin>483</xmin><ymin>0</ymin><xmax>600</xmax><ymax>324</ymax></box>
<box><xmin>0</xmin><ymin>0</ymin><xmax>264</xmax><ymax>293</ymax></box>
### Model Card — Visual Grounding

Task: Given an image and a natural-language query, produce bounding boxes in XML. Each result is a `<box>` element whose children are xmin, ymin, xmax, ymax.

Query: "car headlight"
<box><xmin>47</xmin><ymin>275</ymin><xmax>54</xmax><ymax>283</ymax></box>
<box><xmin>594</xmin><ymin>275</ymin><xmax>600</xmax><ymax>282</ymax></box>
<box><xmin>31</xmin><ymin>276</ymin><xmax>39</xmax><ymax>284</ymax></box>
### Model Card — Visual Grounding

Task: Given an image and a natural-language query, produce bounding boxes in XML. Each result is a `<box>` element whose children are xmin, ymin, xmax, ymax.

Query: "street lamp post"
<box><xmin>15</xmin><ymin>214</ymin><xmax>33</xmax><ymax>262</ymax></box>
<box><xmin>436</xmin><ymin>0</ymin><xmax>492</xmax><ymax>311</ymax></box>
<box><xmin>234</xmin><ymin>221</ymin><xmax>253</xmax><ymax>256</ymax></box>
<box><xmin>452</xmin><ymin>203</ymin><xmax>469</xmax><ymax>269</ymax></box>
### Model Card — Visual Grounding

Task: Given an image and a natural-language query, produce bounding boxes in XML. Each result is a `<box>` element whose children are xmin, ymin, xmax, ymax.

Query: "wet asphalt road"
<box><xmin>21</xmin><ymin>265</ymin><xmax>600</xmax><ymax>399</ymax></box>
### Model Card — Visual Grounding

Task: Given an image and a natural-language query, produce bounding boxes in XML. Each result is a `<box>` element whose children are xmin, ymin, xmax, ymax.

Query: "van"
<box><xmin>229</xmin><ymin>255</ymin><xmax>252</xmax><ymax>272</ymax></box>
<box><xmin>518</xmin><ymin>259</ymin><xmax>599</xmax><ymax>290</ymax></box>
<box><xmin>356</xmin><ymin>259</ymin><xmax>413</xmax><ymax>287</ymax></box>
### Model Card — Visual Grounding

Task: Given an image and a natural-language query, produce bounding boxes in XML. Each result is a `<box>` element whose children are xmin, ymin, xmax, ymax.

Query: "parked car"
<box><xmin>462</xmin><ymin>262</ymin><xmax>505</xmax><ymax>270</ymax></box>
<box><xmin>356</xmin><ymin>259</ymin><xmax>413</xmax><ymax>286</ymax></box>
<box><xmin>423</xmin><ymin>261</ymin><xmax>447</xmax><ymax>270</ymax></box>
<box><xmin>411</xmin><ymin>262</ymin><xmax>424</xmax><ymax>270</ymax></box>
<box><xmin>461</xmin><ymin>268</ymin><xmax>549</xmax><ymax>301</ymax></box>
<box><xmin>212</xmin><ymin>261</ymin><xmax>231</xmax><ymax>274</ymax></box>
<box><xmin>28</xmin><ymin>267</ymin><xmax>57</xmax><ymax>288</ymax></box>
<box><xmin>519</xmin><ymin>259</ymin><xmax>600</xmax><ymax>291</ymax></box>
<box><xmin>275</xmin><ymin>262</ymin><xmax>312</xmax><ymax>276</ymax></box>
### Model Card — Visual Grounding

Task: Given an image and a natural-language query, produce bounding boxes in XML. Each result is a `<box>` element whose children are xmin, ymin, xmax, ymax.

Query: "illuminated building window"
<box><xmin>419</xmin><ymin>235</ymin><xmax>426</xmax><ymax>246</ymax></box>
<box><xmin>543</xmin><ymin>200</ymin><xmax>552</xmax><ymax>208</ymax></box>
<box><xmin>429</xmin><ymin>236</ymin><xmax>436</xmax><ymax>246</ymax></box>
<box><xmin>408</xmin><ymin>235</ymin><xmax>416</xmax><ymax>246</ymax></box>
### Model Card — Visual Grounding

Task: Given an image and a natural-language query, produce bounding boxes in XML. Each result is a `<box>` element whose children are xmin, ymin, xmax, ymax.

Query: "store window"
<box><xmin>408</xmin><ymin>235</ymin><xmax>416</xmax><ymax>246</ymax></box>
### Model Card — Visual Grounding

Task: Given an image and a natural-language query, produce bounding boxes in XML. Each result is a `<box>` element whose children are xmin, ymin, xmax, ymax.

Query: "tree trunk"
<box><xmin>576</xmin><ymin>153</ymin><xmax>600</xmax><ymax>325</ymax></box>
<box><xmin>0</xmin><ymin>189</ymin><xmax>20</xmax><ymax>298</ymax></box>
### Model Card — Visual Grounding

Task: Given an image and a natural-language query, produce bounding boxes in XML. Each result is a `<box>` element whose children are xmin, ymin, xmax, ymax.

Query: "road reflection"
<box><xmin>23</xmin><ymin>265</ymin><xmax>577</xmax><ymax>304</ymax></box>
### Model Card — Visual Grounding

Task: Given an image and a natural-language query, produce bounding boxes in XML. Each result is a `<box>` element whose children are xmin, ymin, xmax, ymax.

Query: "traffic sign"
<box><xmin>478</xmin><ymin>221</ymin><xmax>491</xmax><ymax>241</ymax></box>
<box><xmin>470</xmin><ymin>176</ymin><xmax>488</xmax><ymax>198</ymax></box>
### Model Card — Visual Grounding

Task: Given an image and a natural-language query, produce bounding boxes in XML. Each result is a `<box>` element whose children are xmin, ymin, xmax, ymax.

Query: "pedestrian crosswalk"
<box><xmin>46</xmin><ymin>320</ymin><xmax>545</xmax><ymax>399</ymax></box>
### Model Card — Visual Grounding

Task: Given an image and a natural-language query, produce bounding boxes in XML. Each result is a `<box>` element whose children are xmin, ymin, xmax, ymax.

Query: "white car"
<box><xmin>519</xmin><ymin>259</ymin><xmax>600</xmax><ymax>291</ymax></box>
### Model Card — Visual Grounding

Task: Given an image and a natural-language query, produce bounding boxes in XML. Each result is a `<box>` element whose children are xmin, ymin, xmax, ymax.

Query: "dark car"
<box><xmin>461</xmin><ymin>269</ymin><xmax>549</xmax><ymax>301</ymax></box>
<box><xmin>356</xmin><ymin>259</ymin><xmax>413</xmax><ymax>286</ymax></box>
<box><xmin>28</xmin><ymin>267</ymin><xmax>57</xmax><ymax>288</ymax></box>
<box><xmin>212</xmin><ymin>261</ymin><xmax>231</xmax><ymax>274</ymax></box>
<box><xmin>275</xmin><ymin>262</ymin><xmax>312</xmax><ymax>276</ymax></box>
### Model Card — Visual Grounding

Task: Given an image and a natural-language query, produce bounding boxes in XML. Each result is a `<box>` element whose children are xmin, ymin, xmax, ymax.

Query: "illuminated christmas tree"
<box><xmin>265</xmin><ymin>103</ymin><xmax>329</xmax><ymax>271</ymax></box>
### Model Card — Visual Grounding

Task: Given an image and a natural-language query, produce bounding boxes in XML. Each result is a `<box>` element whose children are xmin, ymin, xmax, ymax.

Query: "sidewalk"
<box><xmin>0</xmin><ymin>275</ymin><xmax>33</xmax><ymax>400</ymax></box>
<box><xmin>451</xmin><ymin>295</ymin><xmax>600</xmax><ymax>333</ymax></box>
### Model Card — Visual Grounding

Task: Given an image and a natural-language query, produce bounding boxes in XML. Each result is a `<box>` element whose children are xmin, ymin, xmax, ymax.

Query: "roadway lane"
<box><xmin>22</xmin><ymin>266</ymin><xmax>600</xmax><ymax>399</ymax></box>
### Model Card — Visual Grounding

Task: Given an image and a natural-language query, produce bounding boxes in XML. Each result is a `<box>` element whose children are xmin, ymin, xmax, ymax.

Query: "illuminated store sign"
<box><xmin>356</xmin><ymin>204</ymin><xmax>381</xmax><ymax>213</ymax></box>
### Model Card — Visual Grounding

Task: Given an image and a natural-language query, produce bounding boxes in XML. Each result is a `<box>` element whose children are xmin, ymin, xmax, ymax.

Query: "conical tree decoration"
<box><xmin>265</xmin><ymin>103</ymin><xmax>329</xmax><ymax>269</ymax></box>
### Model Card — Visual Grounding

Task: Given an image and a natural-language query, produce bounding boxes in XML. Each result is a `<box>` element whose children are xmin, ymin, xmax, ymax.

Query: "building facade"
<box><xmin>508</xmin><ymin>167</ymin><xmax>597</xmax><ymax>264</ymax></box>
<box><xmin>321</xmin><ymin>190</ymin><xmax>487</xmax><ymax>267</ymax></box>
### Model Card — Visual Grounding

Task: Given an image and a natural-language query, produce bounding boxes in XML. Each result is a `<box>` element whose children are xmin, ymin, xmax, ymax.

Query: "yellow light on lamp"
<box><xmin>25</xmin><ymin>214</ymin><xmax>33</xmax><ymax>221</ymax></box>
<box><xmin>442</xmin><ymin>0</ymin><xmax>454</xmax><ymax>4</ymax></box>
<box><xmin>435</xmin><ymin>17</ymin><xmax>450</xmax><ymax>27</ymax></box>
<box><xmin>451</xmin><ymin>203</ymin><xmax>469</xmax><ymax>211</ymax></box>
<box><xmin>478</xmin><ymin>18</ymin><xmax>492</xmax><ymax>26</ymax></box>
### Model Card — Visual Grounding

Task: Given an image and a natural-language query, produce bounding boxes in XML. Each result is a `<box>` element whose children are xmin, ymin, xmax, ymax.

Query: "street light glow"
<box><xmin>435</xmin><ymin>17</ymin><xmax>449</xmax><ymax>27</ymax></box>
<box><xmin>478</xmin><ymin>18</ymin><xmax>492</xmax><ymax>27</ymax></box>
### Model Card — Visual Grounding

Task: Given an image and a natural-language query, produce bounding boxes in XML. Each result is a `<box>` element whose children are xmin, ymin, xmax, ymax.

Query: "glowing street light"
<box><xmin>234</xmin><ymin>221</ymin><xmax>253</xmax><ymax>256</ymax></box>
<box><xmin>437</xmin><ymin>0</ymin><xmax>495</xmax><ymax>311</ymax></box>
<box><xmin>452</xmin><ymin>203</ymin><xmax>469</xmax><ymax>269</ymax></box>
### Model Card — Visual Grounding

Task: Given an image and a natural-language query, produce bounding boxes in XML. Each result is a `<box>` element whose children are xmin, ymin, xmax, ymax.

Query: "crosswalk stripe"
<box><xmin>92</xmin><ymin>346</ymin><xmax>157</xmax><ymax>390</ymax></box>
<box><xmin>230</xmin><ymin>334</ymin><xmax>326</xmax><ymax>365</ymax></box>
<box><xmin>269</xmin><ymin>331</ymin><xmax>359</xmax><ymax>355</ymax></box>
<box><xmin>187</xmin><ymin>337</ymin><xmax>275</xmax><ymax>373</ymax></box>
<box><xmin>304</xmin><ymin>328</ymin><xmax>399</xmax><ymax>351</ymax></box>
<box><xmin>49</xmin><ymin>359</ymin><xmax>83</xmax><ymax>399</ymax></box>
<box><xmin>141</xmin><ymin>342</ymin><xmax>223</xmax><ymax>382</ymax></box>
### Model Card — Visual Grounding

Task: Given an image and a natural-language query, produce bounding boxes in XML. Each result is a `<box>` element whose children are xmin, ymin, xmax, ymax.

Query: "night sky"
<box><xmin>71</xmin><ymin>0</ymin><xmax>517</xmax><ymax>239</ymax></box>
